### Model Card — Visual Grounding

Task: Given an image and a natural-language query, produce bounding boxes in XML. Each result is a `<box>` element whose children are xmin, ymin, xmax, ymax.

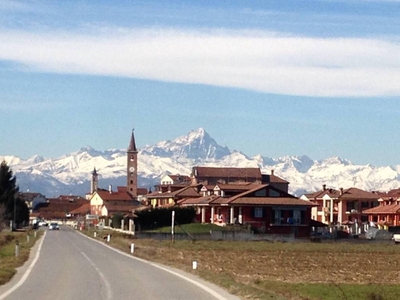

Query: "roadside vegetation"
<box><xmin>85</xmin><ymin>226</ymin><xmax>400</xmax><ymax>300</ymax></box>
<box><xmin>0</xmin><ymin>230</ymin><xmax>41</xmax><ymax>285</ymax></box>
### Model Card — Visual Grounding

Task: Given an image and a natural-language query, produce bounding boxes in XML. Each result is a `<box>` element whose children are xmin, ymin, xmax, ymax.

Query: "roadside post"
<box><xmin>131</xmin><ymin>243</ymin><xmax>135</xmax><ymax>254</ymax></box>
<box><xmin>27</xmin><ymin>234</ymin><xmax>30</xmax><ymax>243</ymax></box>
<box><xmin>107</xmin><ymin>234</ymin><xmax>110</xmax><ymax>243</ymax></box>
<box><xmin>192</xmin><ymin>260</ymin><xmax>197</xmax><ymax>270</ymax></box>
<box><xmin>34</xmin><ymin>230</ymin><xmax>37</xmax><ymax>238</ymax></box>
<box><xmin>94</xmin><ymin>232</ymin><xmax>97</xmax><ymax>238</ymax></box>
<box><xmin>15</xmin><ymin>240</ymin><xmax>19</xmax><ymax>257</ymax></box>
<box><xmin>171</xmin><ymin>210</ymin><xmax>175</xmax><ymax>243</ymax></box>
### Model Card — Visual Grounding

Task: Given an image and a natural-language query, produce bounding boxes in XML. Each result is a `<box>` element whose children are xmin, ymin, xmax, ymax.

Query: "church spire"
<box><xmin>127</xmin><ymin>129</ymin><xmax>137</xmax><ymax>153</ymax></box>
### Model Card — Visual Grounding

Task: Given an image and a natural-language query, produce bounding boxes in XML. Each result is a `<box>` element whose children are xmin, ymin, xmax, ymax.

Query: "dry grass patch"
<box><xmin>0</xmin><ymin>230</ymin><xmax>42</xmax><ymax>285</ymax></box>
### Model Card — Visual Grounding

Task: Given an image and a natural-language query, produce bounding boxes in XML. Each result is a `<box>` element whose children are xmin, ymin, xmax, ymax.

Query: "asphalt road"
<box><xmin>0</xmin><ymin>226</ymin><xmax>239</xmax><ymax>300</ymax></box>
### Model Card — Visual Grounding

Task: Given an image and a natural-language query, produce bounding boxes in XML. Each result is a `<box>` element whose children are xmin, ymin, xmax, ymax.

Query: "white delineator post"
<box><xmin>171</xmin><ymin>210</ymin><xmax>175</xmax><ymax>243</ymax></box>
<box><xmin>15</xmin><ymin>240</ymin><xmax>19</xmax><ymax>257</ymax></box>
<box><xmin>107</xmin><ymin>234</ymin><xmax>110</xmax><ymax>242</ymax></box>
<box><xmin>192</xmin><ymin>261</ymin><xmax>197</xmax><ymax>270</ymax></box>
<box><xmin>131</xmin><ymin>243</ymin><xmax>135</xmax><ymax>254</ymax></box>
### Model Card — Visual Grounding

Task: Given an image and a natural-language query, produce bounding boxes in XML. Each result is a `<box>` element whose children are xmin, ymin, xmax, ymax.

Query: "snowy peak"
<box><xmin>142</xmin><ymin>128</ymin><xmax>231</xmax><ymax>161</ymax></box>
<box><xmin>3</xmin><ymin>128</ymin><xmax>400</xmax><ymax>197</ymax></box>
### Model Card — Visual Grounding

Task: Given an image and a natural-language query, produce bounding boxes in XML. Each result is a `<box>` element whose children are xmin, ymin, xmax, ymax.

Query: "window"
<box><xmin>361</xmin><ymin>202</ymin><xmax>369</xmax><ymax>208</ymax></box>
<box><xmin>255</xmin><ymin>189</ymin><xmax>266</xmax><ymax>197</ymax></box>
<box><xmin>269</xmin><ymin>190</ymin><xmax>280</xmax><ymax>197</ymax></box>
<box><xmin>254</xmin><ymin>207</ymin><xmax>263</xmax><ymax>218</ymax></box>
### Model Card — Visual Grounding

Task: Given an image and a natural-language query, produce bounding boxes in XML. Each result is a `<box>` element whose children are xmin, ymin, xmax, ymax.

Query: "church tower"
<box><xmin>91</xmin><ymin>167</ymin><xmax>99</xmax><ymax>194</ymax></box>
<box><xmin>127</xmin><ymin>129</ymin><xmax>138</xmax><ymax>197</ymax></box>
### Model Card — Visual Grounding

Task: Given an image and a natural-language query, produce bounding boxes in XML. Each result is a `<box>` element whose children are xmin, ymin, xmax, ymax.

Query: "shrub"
<box><xmin>135</xmin><ymin>207</ymin><xmax>196</xmax><ymax>230</ymax></box>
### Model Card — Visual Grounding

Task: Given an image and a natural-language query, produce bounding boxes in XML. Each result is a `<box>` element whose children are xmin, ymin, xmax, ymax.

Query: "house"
<box><xmin>19</xmin><ymin>192</ymin><xmax>47</xmax><ymax>213</ymax></box>
<box><xmin>301</xmin><ymin>185</ymin><xmax>380</xmax><ymax>225</ymax></box>
<box><xmin>160</xmin><ymin>174</ymin><xmax>191</xmax><ymax>186</ymax></box>
<box><xmin>33</xmin><ymin>195</ymin><xmax>88</xmax><ymax>220</ymax></box>
<box><xmin>362</xmin><ymin>189</ymin><xmax>400</xmax><ymax>227</ymax></box>
<box><xmin>147</xmin><ymin>185</ymin><xmax>201</xmax><ymax>208</ymax></box>
<box><xmin>179</xmin><ymin>183</ymin><xmax>315</xmax><ymax>237</ymax></box>
<box><xmin>148</xmin><ymin>167</ymin><xmax>281</xmax><ymax>208</ymax></box>
<box><xmin>89</xmin><ymin>186</ymin><xmax>140</xmax><ymax>216</ymax></box>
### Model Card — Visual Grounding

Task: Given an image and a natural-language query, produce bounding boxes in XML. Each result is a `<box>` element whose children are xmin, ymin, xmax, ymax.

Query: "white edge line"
<box><xmin>0</xmin><ymin>231</ymin><xmax>47</xmax><ymax>300</ymax></box>
<box><xmin>83</xmin><ymin>232</ymin><xmax>229</xmax><ymax>300</ymax></box>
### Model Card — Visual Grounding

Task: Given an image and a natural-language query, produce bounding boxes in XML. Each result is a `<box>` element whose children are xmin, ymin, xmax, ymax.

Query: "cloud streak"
<box><xmin>1</xmin><ymin>28</ymin><xmax>400</xmax><ymax>97</ymax></box>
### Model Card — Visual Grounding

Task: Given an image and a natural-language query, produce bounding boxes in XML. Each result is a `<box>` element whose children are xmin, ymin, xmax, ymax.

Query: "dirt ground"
<box><xmin>126</xmin><ymin>239</ymin><xmax>400</xmax><ymax>286</ymax></box>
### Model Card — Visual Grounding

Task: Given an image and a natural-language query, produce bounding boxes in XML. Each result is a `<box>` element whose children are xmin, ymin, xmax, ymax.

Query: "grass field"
<box><xmin>0</xmin><ymin>230</ymin><xmax>41</xmax><ymax>285</ymax></box>
<box><xmin>90</xmin><ymin>228</ymin><xmax>400</xmax><ymax>300</ymax></box>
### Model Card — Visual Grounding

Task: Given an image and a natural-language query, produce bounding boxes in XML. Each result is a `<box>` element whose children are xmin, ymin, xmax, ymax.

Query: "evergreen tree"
<box><xmin>0</xmin><ymin>160</ymin><xmax>29</xmax><ymax>228</ymax></box>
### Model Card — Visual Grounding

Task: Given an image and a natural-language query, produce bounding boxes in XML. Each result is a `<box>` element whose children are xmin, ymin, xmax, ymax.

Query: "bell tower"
<box><xmin>127</xmin><ymin>129</ymin><xmax>138</xmax><ymax>198</ymax></box>
<box><xmin>91</xmin><ymin>167</ymin><xmax>99</xmax><ymax>194</ymax></box>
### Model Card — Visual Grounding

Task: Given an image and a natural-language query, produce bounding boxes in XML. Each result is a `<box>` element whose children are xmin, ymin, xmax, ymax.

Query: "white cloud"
<box><xmin>1</xmin><ymin>28</ymin><xmax>400</xmax><ymax>97</ymax></box>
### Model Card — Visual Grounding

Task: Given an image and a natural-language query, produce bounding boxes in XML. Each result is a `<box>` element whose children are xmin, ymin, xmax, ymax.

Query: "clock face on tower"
<box><xmin>129</xmin><ymin>166</ymin><xmax>135</xmax><ymax>172</ymax></box>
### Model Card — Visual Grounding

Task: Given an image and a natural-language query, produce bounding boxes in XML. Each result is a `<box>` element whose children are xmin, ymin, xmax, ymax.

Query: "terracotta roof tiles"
<box><xmin>193</xmin><ymin>167</ymin><xmax>261</xmax><ymax>179</ymax></box>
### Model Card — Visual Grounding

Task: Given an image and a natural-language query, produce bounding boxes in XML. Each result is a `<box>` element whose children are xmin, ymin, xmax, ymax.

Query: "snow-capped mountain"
<box><xmin>1</xmin><ymin>128</ymin><xmax>399</xmax><ymax>197</ymax></box>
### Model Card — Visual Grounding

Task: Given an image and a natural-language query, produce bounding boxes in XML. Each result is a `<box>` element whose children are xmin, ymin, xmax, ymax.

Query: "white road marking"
<box><xmin>66</xmin><ymin>234</ymin><xmax>113</xmax><ymax>300</ymax></box>
<box><xmin>80</xmin><ymin>251</ymin><xmax>113</xmax><ymax>300</ymax></box>
<box><xmin>0</xmin><ymin>231</ymin><xmax>47</xmax><ymax>300</ymax></box>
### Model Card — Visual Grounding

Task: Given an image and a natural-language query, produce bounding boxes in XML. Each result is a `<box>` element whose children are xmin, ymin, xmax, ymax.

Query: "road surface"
<box><xmin>0</xmin><ymin>225</ymin><xmax>239</xmax><ymax>300</ymax></box>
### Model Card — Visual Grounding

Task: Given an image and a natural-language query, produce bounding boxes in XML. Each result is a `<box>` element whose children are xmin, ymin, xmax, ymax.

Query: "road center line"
<box><xmin>66</xmin><ymin>234</ymin><xmax>113</xmax><ymax>300</ymax></box>
<box><xmin>80</xmin><ymin>251</ymin><xmax>113</xmax><ymax>300</ymax></box>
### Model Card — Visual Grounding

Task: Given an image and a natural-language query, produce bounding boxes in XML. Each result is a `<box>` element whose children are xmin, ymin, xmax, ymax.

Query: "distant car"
<box><xmin>39</xmin><ymin>221</ymin><xmax>48</xmax><ymax>227</ymax></box>
<box><xmin>49</xmin><ymin>222</ymin><xmax>59</xmax><ymax>230</ymax></box>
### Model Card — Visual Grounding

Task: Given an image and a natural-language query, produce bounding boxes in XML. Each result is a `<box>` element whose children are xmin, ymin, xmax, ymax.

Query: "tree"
<box><xmin>0</xmin><ymin>160</ymin><xmax>29</xmax><ymax>228</ymax></box>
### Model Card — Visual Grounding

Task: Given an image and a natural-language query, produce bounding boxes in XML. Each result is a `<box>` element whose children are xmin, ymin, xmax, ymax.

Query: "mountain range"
<box><xmin>2</xmin><ymin>128</ymin><xmax>400</xmax><ymax>198</ymax></box>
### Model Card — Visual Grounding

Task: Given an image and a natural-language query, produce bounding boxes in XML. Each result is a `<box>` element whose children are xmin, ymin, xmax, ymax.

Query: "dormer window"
<box><xmin>200</xmin><ymin>186</ymin><xmax>208</xmax><ymax>197</ymax></box>
<box><xmin>213</xmin><ymin>185</ymin><xmax>221</xmax><ymax>196</ymax></box>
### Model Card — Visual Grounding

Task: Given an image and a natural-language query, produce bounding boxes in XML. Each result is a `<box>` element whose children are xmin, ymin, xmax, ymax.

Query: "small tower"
<box><xmin>91</xmin><ymin>167</ymin><xmax>99</xmax><ymax>194</ymax></box>
<box><xmin>127</xmin><ymin>129</ymin><xmax>138</xmax><ymax>198</ymax></box>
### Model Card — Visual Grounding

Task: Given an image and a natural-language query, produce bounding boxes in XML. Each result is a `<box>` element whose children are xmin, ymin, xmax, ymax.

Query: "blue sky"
<box><xmin>1</xmin><ymin>0</ymin><xmax>400</xmax><ymax>167</ymax></box>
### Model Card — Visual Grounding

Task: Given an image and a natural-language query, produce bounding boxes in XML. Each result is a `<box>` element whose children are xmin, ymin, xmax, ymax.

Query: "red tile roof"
<box><xmin>103</xmin><ymin>204</ymin><xmax>139</xmax><ymax>216</ymax></box>
<box><xmin>147</xmin><ymin>185</ymin><xmax>200</xmax><ymax>199</ymax></box>
<box><xmin>304</xmin><ymin>187</ymin><xmax>379</xmax><ymax>200</ymax></box>
<box><xmin>96</xmin><ymin>190</ymin><xmax>134</xmax><ymax>201</ymax></box>
<box><xmin>229</xmin><ymin>197</ymin><xmax>316</xmax><ymax>206</ymax></box>
<box><xmin>363</xmin><ymin>204</ymin><xmax>400</xmax><ymax>214</ymax></box>
<box><xmin>262</xmin><ymin>174</ymin><xmax>289</xmax><ymax>184</ymax></box>
<box><xmin>137</xmin><ymin>188</ymin><xmax>149</xmax><ymax>195</ymax></box>
<box><xmin>193</xmin><ymin>166</ymin><xmax>261</xmax><ymax>179</ymax></box>
<box><xmin>69</xmin><ymin>203</ymin><xmax>91</xmax><ymax>215</ymax></box>
<box><xmin>180</xmin><ymin>195</ymin><xmax>221</xmax><ymax>205</ymax></box>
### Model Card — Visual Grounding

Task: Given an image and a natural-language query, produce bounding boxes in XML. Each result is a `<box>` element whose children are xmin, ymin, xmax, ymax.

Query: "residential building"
<box><xmin>179</xmin><ymin>183</ymin><xmax>315</xmax><ymax>237</ymax></box>
<box><xmin>301</xmin><ymin>185</ymin><xmax>380</xmax><ymax>224</ymax></box>
<box><xmin>89</xmin><ymin>186</ymin><xmax>140</xmax><ymax>216</ymax></box>
<box><xmin>363</xmin><ymin>189</ymin><xmax>400</xmax><ymax>227</ymax></box>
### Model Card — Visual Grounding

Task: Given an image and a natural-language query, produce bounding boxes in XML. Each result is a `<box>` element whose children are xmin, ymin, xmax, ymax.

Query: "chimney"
<box><xmin>271</xmin><ymin>169</ymin><xmax>274</xmax><ymax>176</ymax></box>
<box><xmin>340</xmin><ymin>187</ymin><xmax>344</xmax><ymax>195</ymax></box>
<box><xmin>109</xmin><ymin>185</ymin><xmax>112</xmax><ymax>194</ymax></box>
<box><xmin>323</xmin><ymin>184</ymin><xmax>326</xmax><ymax>191</ymax></box>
